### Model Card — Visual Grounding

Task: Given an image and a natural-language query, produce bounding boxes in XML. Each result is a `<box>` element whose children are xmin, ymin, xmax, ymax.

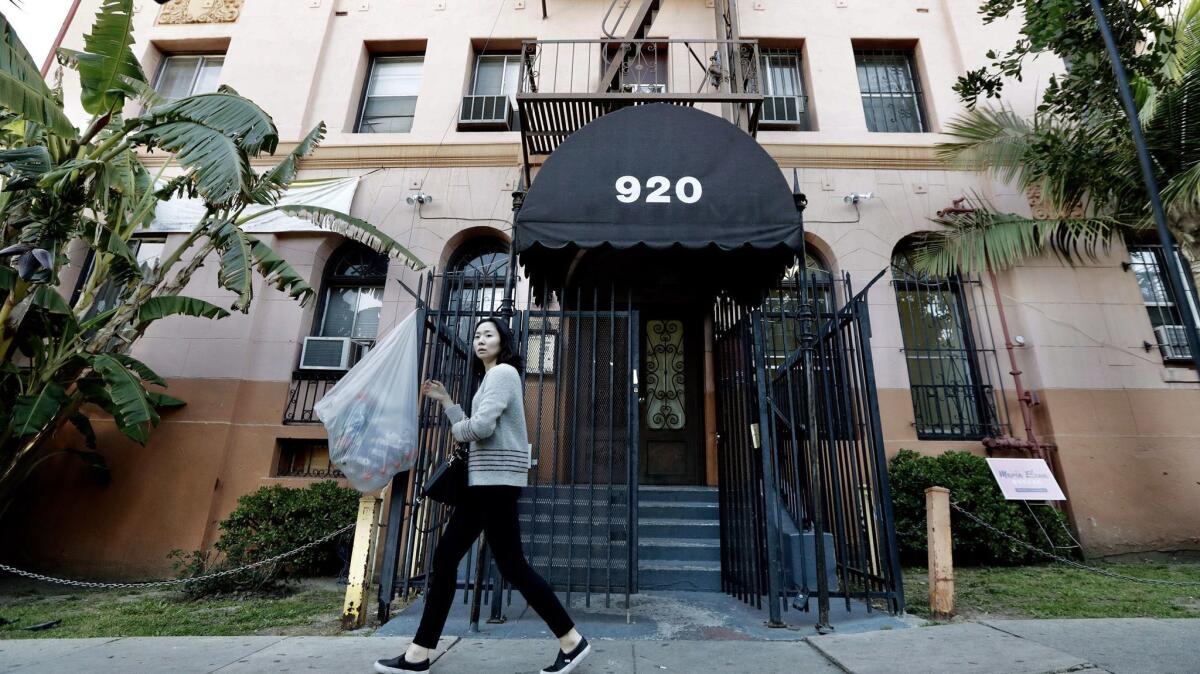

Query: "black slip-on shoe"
<box><xmin>374</xmin><ymin>654</ymin><xmax>431</xmax><ymax>673</ymax></box>
<box><xmin>540</xmin><ymin>637</ymin><xmax>591</xmax><ymax>674</ymax></box>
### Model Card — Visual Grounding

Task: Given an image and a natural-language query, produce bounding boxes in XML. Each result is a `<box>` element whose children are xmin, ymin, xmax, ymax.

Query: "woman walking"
<box><xmin>375</xmin><ymin>317</ymin><xmax>591</xmax><ymax>674</ymax></box>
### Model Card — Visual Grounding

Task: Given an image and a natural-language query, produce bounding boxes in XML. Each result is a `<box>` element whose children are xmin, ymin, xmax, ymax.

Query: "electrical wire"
<box><xmin>805</xmin><ymin>203</ymin><xmax>861</xmax><ymax>225</ymax></box>
<box><xmin>417</xmin><ymin>203</ymin><xmax>511</xmax><ymax>226</ymax></box>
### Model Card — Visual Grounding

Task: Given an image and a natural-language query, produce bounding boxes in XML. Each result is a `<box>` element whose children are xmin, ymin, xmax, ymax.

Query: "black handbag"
<box><xmin>420</xmin><ymin>445</ymin><xmax>469</xmax><ymax>506</ymax></box>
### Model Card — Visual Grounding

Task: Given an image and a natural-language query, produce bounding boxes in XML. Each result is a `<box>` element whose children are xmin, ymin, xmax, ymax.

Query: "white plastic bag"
<box><xmin>315</xmin><ymin>310</ymin><xmax>420</xmax><ymax>493</ymax></box>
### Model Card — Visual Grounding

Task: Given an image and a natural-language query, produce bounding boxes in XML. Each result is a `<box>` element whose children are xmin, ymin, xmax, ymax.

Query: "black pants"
<box><xmin>414</xmin><ymin>486</ymin><xmax>574</xmax><ymax>648</ymax></box>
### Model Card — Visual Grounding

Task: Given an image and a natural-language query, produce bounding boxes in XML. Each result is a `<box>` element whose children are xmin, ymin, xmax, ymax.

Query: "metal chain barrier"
<box><xmin>950</xmin><ymin>502</ymin><xmax>1200</xmax><ymax>587</ymax></box>
<box><xmin>0</xmin><ymin>523</ymin><xmax>356</xmax><ymax>590</ymax></box>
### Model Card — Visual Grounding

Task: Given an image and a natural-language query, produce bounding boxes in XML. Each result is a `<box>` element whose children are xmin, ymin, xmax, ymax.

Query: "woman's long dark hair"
<box><xmin>471</xmin><ymin>317</ymin><xmax>524</xmax><ymax>378</ymax></box>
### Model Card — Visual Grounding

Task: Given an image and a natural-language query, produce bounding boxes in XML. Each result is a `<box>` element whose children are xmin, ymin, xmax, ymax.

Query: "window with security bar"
<box><xmin>275</xmin><ymin>439</ymin><xmax>344</xmax><ymax>479</ymax></box>
<box><xmin>892</xmin><ymin>254</ymin><xmax>997</xmax><ymax>440</ymax></box>
<box><xmin>758</xmin><ymin>49</ymin><xmax>810</xmax><ymax>130</ymax></box>
<box><xmin>442</xmin><ymin>239</ymin><xmax>510</xmax><ymax>345</ymax></box>
<box><xmin>154</xmin><ymin>55</ymin><xmax>224</xmax><ymax>102</ymax></box>
<box><xmin>357</xmin><ymin>55</ymin><xmax>423</xmax><ymax>133</ymax></box>
<box><xmin>461</xmin><ymin>53</ymin><xmax>521</xmax><ymax>130</ymax></box>
<box><xmin>1128</xmin><ymin>244</ymin><xmax>1200</xmax><ymax>363</ymax></box>
<box><xmin>854</xmin><ymin>47</ymin><xmax>929</xmax><ymax>133</ymax></box>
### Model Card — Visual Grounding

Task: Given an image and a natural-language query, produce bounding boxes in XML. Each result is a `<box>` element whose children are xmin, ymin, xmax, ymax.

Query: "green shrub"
<box><xmin>888</xmin><ymin>449</ymin><xmax>1075</xmax><ymax>566</ymax></box>
<box><xmin>171</xmin><ymin>481</ymin><xmax>359</xmax><ymax>596</ymax></box>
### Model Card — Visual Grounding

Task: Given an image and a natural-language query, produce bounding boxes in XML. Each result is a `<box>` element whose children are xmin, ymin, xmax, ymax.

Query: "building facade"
<box><xmin>8</xmin><ymin>0</ymin><xmax>1200</xmax><ymax>600</ymax></box>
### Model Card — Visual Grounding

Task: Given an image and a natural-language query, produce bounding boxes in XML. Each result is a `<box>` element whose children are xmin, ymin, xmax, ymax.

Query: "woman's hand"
<box><xmin>422</xmin><ymin>379</ymin><xmax>451</xmax><ymax>405</ymax></box>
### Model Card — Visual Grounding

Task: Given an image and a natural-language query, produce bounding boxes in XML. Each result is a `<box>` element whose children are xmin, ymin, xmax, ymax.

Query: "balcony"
<box><xmin>283</xmin><ymin>370</ymin><xmax>343</xmax><ymax>424</ymax></box>
<box><xmin>516</xmin><ymin>38</ymin><xmax>763</xmax><ymax>160</ymax></box>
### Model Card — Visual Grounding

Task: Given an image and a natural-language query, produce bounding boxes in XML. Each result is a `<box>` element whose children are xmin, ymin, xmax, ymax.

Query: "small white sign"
<box><xmin>986</xmin><ymin>458</ymin><xmax>1066</xmax><ymax>501</ymax></box>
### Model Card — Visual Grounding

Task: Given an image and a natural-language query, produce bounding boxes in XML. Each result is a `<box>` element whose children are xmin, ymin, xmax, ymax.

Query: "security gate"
<box><xmin>713</xmin><ymin>265</ymin><xmax>904</xmax><ymax>628</ymax></box>
<box><xmin>377</xmin><ymin>274</ymin><xmax>639</xmax><ymax>620</ymax></box>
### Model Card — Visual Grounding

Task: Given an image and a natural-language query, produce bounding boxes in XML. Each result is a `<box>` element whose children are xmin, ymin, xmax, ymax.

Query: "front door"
<box><xmin>639</xmin><ymin>309</ymin><xmax>705</xmax><ymax>485</ymax></box>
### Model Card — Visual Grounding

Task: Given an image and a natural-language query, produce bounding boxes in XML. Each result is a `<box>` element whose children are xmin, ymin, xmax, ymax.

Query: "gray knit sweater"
<box><xmin>444</xmin><ymin>363</ymin><xmax>530</xmax><ymax>487</ymax></box>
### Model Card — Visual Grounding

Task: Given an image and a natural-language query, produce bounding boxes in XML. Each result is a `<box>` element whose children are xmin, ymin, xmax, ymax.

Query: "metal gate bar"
<box><xmin>713</xmin><ymin>262</ymin><xmax>904</xmax><ymax>628</ymax></box>
<box><xmin>379</xmin><ymin>272</ymin><xmax>639</xmax><ymax>620</ymax></box>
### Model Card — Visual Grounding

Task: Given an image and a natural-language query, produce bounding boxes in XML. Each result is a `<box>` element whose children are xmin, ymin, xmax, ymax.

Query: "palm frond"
<box><xmin>262</xmin><ymin>205</ymin><xmax>426</xmax><ymax>270</ymax></box>
<box><xmin>133</xmin><ymin>121</ymin><xmax>253</xmax><ymax>206</ymax></box>
<box><xmin>73</xmin><ymin>0</ymin><xmax>146</xmax><ymax>115</ymax></box>
<box><xmin>248</xmin><ymin>122</ymin><xmax>325</xmax><ymax>205</ymax></box>
<box><xmin>916</xmin><ymin>204</ymin><xmax>1128</xmax><ymax>277</ymax></box>
<box><xmin>0</xmin><ymin>13</ymin><xmax>77</xmax><ymax>137</ymax></box>
<box><xmin>142</xmin><ymin>89</ymin><xmax>278</xmax><ymax>156</ymax></box>
<box><xmin>936</xmin><ymin>105</ymin><xmax>1037</xmax><ymax>185</ymax></box>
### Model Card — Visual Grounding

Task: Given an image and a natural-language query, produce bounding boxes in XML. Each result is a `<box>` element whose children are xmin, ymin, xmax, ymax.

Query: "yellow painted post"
<box><xmin>925</xmin><ymin>486</ymin><xmax>954</xmax><ymax>619</ymax></box>
<box><xmin>341</xmin><ymin>493</ymin><xmax>382</xmax><ymax>630</ymax></box>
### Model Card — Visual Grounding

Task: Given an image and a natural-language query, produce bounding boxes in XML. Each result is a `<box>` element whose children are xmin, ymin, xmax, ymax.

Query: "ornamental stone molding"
<box><xmin>157</xmin><ymin>0</ymin><xmax>242</xmax><ymax>25</ymax></box>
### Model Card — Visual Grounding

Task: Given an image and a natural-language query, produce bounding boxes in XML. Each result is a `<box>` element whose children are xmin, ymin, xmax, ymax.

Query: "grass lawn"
<box><xmin>0</xmin><ymin>579</ymin><xmax>349</xmax><ymax>639</ymax></box>
<box><xmin>904</xmin><ymin>563</ymin><xmax>1200</xmax><ymax>620</ymax></box>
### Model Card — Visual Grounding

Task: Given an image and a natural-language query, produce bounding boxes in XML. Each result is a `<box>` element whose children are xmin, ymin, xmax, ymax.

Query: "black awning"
<box><xmin>514</xmin><ymin>104</ymin><xmax>802</xmax><ymax>256</ymax></box>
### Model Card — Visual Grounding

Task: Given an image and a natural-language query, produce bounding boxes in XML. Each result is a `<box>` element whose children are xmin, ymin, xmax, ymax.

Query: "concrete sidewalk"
<box><xmin>1</xmin><ymin>619</ymin><xmax>1196</xmax><ymax>673</ymax></box>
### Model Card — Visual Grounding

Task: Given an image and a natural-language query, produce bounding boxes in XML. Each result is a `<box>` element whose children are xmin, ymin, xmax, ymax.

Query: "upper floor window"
<box><xmin>472</xmin><ymin>54</ymin><xmax>521</xmax><ymax>97</ymax></box>
<box><xmin>315</xmin><ymin>242</ymin><xmax>388</xmax><ymax>344</ymax></box>
<box><xmin>1128</xmin><ymin>244</ymin><xmax>1200</xmax><ymax>363</ymax></box>
<box><xmin>460</xmin><ymin>53</ymin><xmax>521</xmax><ymax>130</ymax></box>
<box><xmin>154</xmin><ymin>55</ymin><xmax>224</xmax><ymax>102</ymax></box>
<box><xmin>357</xmin><ymin>56</ymin><xmax>424</xmax><ymax>133</ymax></box>
<box><xmin>758</xmin><ymin>49</ymin><xmax>810</xmax><ymax>130</ymax></box>
<box><xmin>854</xmin><ymin>47</ymin><xmax>928</xmax><ymax>133</ymax></box>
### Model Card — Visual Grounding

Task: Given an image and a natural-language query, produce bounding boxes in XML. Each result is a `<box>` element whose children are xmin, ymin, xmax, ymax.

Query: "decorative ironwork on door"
<box><xmin>645</xmin><ymin>319</ymin><xmax>685</xmax><ymax>430</ymax></box>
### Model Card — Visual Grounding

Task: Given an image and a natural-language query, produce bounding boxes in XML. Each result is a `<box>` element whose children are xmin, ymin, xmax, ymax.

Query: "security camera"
<box><xmin>843</xmin><ymin>192</ymin><xmax>874</xmax><ymax>205</ymax></box>
<box><xmin>406</xmin><ymin>192</ymin><xmax>433</xmax><ymax>206</ymax></box>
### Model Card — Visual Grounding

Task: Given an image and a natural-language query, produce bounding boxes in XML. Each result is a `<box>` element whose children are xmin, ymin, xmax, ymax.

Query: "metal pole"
<box><xmin>1088</xmin><ymin>0</ymin><xmax>1200</xmax><ymax>375</ymax></box>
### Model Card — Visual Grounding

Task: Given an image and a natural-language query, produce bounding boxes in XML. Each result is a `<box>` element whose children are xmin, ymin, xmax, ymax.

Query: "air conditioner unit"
<box><xmin>458</xmin><ymin>95</ymin><xmax>515</xmax><ymax>130</ymax></box>
<box><xmin>299</xmin><ymin>336</ymin><xmax>352</xmax><ymax>370</ymax></box>
<box><xmin>1153</xmin><ymin>324</ymin><xmax>1193</xmax><ymax>361</ymax></box>
<box><xmin>760</xmin><ymin>95</ymin><xmax>804</xmax><ymax>126</ymax></box>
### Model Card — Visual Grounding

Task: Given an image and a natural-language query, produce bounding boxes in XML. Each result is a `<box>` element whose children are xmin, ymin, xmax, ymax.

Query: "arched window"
<box><xmin>891</xmin><ymin>242</ymin><xmax>993</xmax><ymax>439</ymax></box>
<box><xmin>764</xmin><ymin>249</ymin><xmax>833</xmax><ymax>367</ymax></box>
<box><xmin>314</xmin><ymin>242</ymin><xmax>389</xmax><ymax>345</ymax></box>
<box><xmin>441</xmin><ymin>238</ymin><xmax>509</xmax><ymax>329</ymax></box>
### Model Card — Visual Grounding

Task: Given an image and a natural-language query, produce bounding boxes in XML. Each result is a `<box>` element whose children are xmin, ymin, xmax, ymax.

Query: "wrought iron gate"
<box><xmin>377</xmin><ymin>274</ymin><xmax>639</xmax><ymax>620</ymax></box>
<box><xmin>713</xmin><ymin>264</ymin><xmax>904</xmax><ymax>628</ymax></box>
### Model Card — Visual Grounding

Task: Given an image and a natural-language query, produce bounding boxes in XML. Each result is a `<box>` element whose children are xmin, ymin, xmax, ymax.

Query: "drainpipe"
<box><xmin>938</xmin><ymin>199</ymin><xmax>1043</xmax><ymax>458</ymax></box>
<box><xmin>985</xmin><ymin>266</ymin><xmax>1043</xmax><ymax>459</ymax></box>
<box><xmin>41</xmin><ymin>0</ymin><xmax>83</xmax><ymax>77</ymax></box>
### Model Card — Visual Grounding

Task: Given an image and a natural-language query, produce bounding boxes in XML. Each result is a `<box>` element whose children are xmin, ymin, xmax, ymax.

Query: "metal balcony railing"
<box><xmin>283</xmin><ymin>370</ymin><xmax>343</xmax><ymax>424</ymax></box>
<box><xmin>515</xmin><ymin>38</ymin><xmax>763</xmax><ymax>158</ymax></box>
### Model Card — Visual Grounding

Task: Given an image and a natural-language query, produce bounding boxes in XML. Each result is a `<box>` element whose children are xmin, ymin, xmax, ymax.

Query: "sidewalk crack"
<box><xmin>803</xmin><ymin>636</ymin><xmax>854</xmax><ymax>674</ymax></box>
<box><xmin>430</xmin><ymin>636</ymin><xmax>461</xmax><ymax>665</ymax></box>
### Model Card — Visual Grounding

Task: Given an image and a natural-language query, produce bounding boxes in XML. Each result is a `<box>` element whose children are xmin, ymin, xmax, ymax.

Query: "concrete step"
<box><xmin>637</xmin><ymin>486</ymin><xmax>718</xmax><ymax>504</ymax></box>
<box><xmin>638</xmin><ymin>559</ymin><xmax>722</xmax><ymax>591</ymax></box>
<box><xmin>637</xmin><ymin>500</ymin><xmax>719</xmax><ymax>520</ymax></box>
<box><xmin>520</xmin><ymin>540</ymin><xmax>629</xmax><ymax>561</ymax></box>
<box><xmin>638</xmin><ymin>537</ymin><xmax>721</xmax><ymax>562</ymax></box>
<box><xmin>638</xmin><ymin>518</ymin><xmax>720</xmax><ymax>539</ymax></box>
